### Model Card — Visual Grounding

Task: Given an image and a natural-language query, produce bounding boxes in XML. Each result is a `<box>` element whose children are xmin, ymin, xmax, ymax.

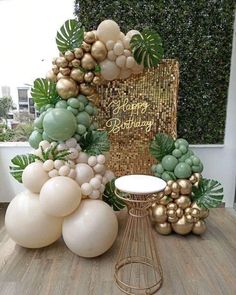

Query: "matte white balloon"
<box><xmin>120</xmin><ymin>32</ymin><xmax>125</xmax><ymax>40</ymax></box>
<box><xmin>48</xmin><ymin>169</ymin><xmax>59</xmax><ymax>178</ymax></box>
<box><xmin>116</xmin><ymin>55</ymin><xmax>126</xmax><ymax>68</ymax></box>
<box><xmin>113</xmin><ymin>42</ymin><xmax>124</xmax><ymax>56</ymax></box>
<box><xmin>90</xmin><ymin>177</ymin><xmax>101</xmax><ymax>189</ymax></box>
<box><xmin>88</xmin><ymin>155</ymin><xmax>97</xmax><ymax>167</ymax></box>
<box><xmin>5</xmin><ymin>190</ymin><xmax>62</xmax><ymax>248</ymax></box>
<box><xmin>66</xmin><ymin>138</ymin><xmax>77</xmax><ymax>148</ymax></box>
<box><xmin>75</xmin><ymin>163</ymin><xmax>94</xmax><ymax>185</ymax></box>
<box><xmin>22</xmin><ymin>162</ymin><xmax>49</xmax><ymax>193</ymax></box>
<box><xmin>104</xmin><ymin>170</ymin><xmax>115</xmax><ymax>181</ymax></box>
<box><xmin>40</xmin><ymin>176</ymin><xmax>81</xmax><ymax>217</ymax></box>
<box><xmin>123</xmin><ymin>37</ymin><xmax>131</xmax><ymax>49</ymax></box>
<box><xmin>76</xmin><ymin>152</ymin><xmax>89</xmax><ymax>163</ymax></box>
<box><xmin>97</xmin><ymin>20</ymin><xmax>121</xmax><ymax>43</ymax></box>
<box><xmin>81</xmin><ymin>182</ymin><xmax>93</xmax><ymax>196</ymax></box>
<box><xmin>124</xmin><ymin>49</ymin><xmax>132</xmax><ymax>57</ymax></box>
<box><xmin>59</xmin><ymin>165</ymin><xmax>70</xmax><ymax>176</ymax></box>
<box><xmin>119</xmin><ymin>68</ymin><xmax>132</xmax><ymax>79</ymax></box>
<box><xmin>106</xmin><ymin>40</ymin><xmax>115</xmax><ymax>50</ymax></box>
<box><xmin>97</xmin><ymin>154</ymin><xmax>106</xmax><ymax>164</ymax></box>
<box><xmin>126</xmin><ymin>29</ymin><xmax>141</xmax><ymax>39</ymax></box>
<box><xmin>107</xmin><ymin>50</ymin><xmax>116</xmax><ymax>61</ymax></box>
<box><xmin>43</xmin><ymin>159</ymin><xmax>54</xmax><ymax>172</ymax></box>
<box><xmin>62</xmin><ymin>199</ymin><xmax>118</xmax><ymax>257</ymax></box>
<box><xmin>54</xmin><ymin>160</ymin><xmax>64</xmax><ymax>170</ymax></box>
<box><xmin>100</xmin><ymin>59</ymin><xmax>120</xmax><ymax>81</ymax></box>
<box><xmin>39</xmin><ymin>140</ymin><xmax>50</xmax><ymax>150</ymax></box>
<box><xmin>126</xmin><ymin>56</ymin><xmax>135</xmax><ymax>69</ymax></box>
<box><xmin>89</xmin><ymin>190</ymin><xmax>100</xmax><ymax>199</ymax></box>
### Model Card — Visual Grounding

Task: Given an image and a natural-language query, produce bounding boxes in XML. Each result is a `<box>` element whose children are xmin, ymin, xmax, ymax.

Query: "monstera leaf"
<box><xmin>10</xmin><ymin>154</ymin><xmax>37</xmax><ymax>183</ymax></box>
<box><xmin>149</xmin><ymin>133</ymin><xmax>175</xmax><ymax>161</ymax></box>
<box><xmin>80</xmin><ymin>131</ymin><xmax>110</xmax><ymax>155</ymax></box>
<box><xmin>192</xmin><ymin>178</ymin><xmax>223</xmax><ymax>208</ymax></box>
<box><xmin>31</xmin><ymin>78</ymin><xmax>60</xmax><ymax>108</ymax></box>
<box><xmin>56</xmin><ymin>19</ymin><xmax>84</xmax><ymax>53</ymax></box>
<box><xmin>103</xmin><ymin>179</ymin><xmax>125</xmax><ymax>211</ymax></box>
<box><xmin>130</xmin><ymin>29</ymin><xmax>163</xmax><ymax>68</ymax></box>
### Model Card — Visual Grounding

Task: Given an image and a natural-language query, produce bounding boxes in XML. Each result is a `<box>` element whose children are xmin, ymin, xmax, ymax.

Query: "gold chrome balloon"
<box><xmin>71</xmin><ymin>59</ymin><xmax>81</xmax><ymax>68</ymax></box>
<box><xmin>167</xmin><ymin>180</ymin><xmax>174</xmax><ymax>187</ymax></box>
<box><xmin>164</xmin><ymin>185</ymin><xmax>172</xmax><ymax>195</ymax></box>
<box><xmin>168</xmin><ymin>216</ymin><xmax>178</xmax><ymax>223</ymax></box>
<box><xmin>56</xmin><ymin>77</ymin><xmax>79</xmax><ymax>100</ymax></box>
<box><xmin>185</xmin><ymin>207</ymin><xmax>192</xmax><ymax>215</ymax></box>
<box><xmin>84</xmin><ymin>31</ymin><xmax>96</xmax><ymax>44</ymax></box>
<box><xmin>175</xmin><ymin>195</ymin><xmax>191</xmax><ymax>209</ymax></box>
<box><xmin>167</xmin><ymin>209</ymin><xmax>176</xmax><ymax>218</ymax></box>
<box><xmin>70</xmin><ymin>68</ymin><xmax>84</xmax><ymax>82</ymax></box>
<box><xmin>171</xmin><ymin>192</ymin><xmax>179</xmax><ymax>199</ymax></box>
<box><xmin>64</xmin><ymin>50</ymin><xmax>75</xmax><ymax>62</ymax></box>
<box><xmin>155</xmin><ymin>222</ymin><xmax>172</xmax><ymax>235</ymax></box>
<box><xmin>172</xmin><ymin>215</ymin><xmax>193</xmax><ymax>235</ymax></box>
<box><xmin>191</xmin><ymin>208</ymin><xmax>200</xmax><ymax>218</ymax></box>
<box><xmin>185</xmin><ymin>214</ymin><xmax>194</xmax><ymax>223</ymax></box>
<box><xmin>57</xmin><ymin>73</ymin><xmax>66</xmax><ymax>80</ymax></box>
<box><xmin>177</xmin><ymin>179</ymin><xmax>192</xmax><ymax>195</ymax></box>
<box><xmin>159</xmin><ymin>195</ymin><xmax>172</xmax><ymax>206</ymax></box>
<box><xmin>52</xmin><ymin>64</ymin><xmax>59</xmax><ymax>74</ymax></box>
<box><xmin>56</xmin><ymin>56</ymin><xmax>68</xmax><ymax>68</ymax></box>
<box><xmin>84</xmin><ymin>72</ymin><xmax>94</xmax><ymax>83</ymax></box>
<box><xmin>191</xmin><ymin>202</ymin><xmax>209</xmax><ymax>219</ymax></box>
<box><xmin>91</xmin><ymin>41</ymin><xmax>107</xmax><ymax>62</ymax></box>
<box><xmin>81</xmin><ymin>41</ymin><xmax>91</xmax><ymax>52</ymax></box>
<box><xmin>176</xmin><ymin>208</ymin><xmax>183</xmax><ymax>218</ymax></box>
<box><xmin>192</xmin><ymin>220</ymin><xmax>206</xmax><ymax>235</ymax></box>
<box><xmin>87</xmin><ymin>93</ymin><xmax>100</xmax><ymax>106</ymax></box>
<box><xmin>92</xmin><ymin>76</ymin><xmax>102</xmax><ymax>85</ymax></box>
<box><xmin>167</xmin><ymin>203</ymin><xmax>177</xmax><ymax>210</ymax></box>
<box><xmin>60</xmin><ymin>67</ymin><xmax>71</xmax><ymax>76</ymax></box>
<box><xmin>80</xmin><ymin>83</ymin><xmax>95</xmax><ymax>96</ymax></box>
<box><xmin>151</xmin><ymin>205</ymin><xmax>167</xmax><ymax>223</ymax></box>
<box><xmin>189</xmin><ymin>175</ymin><xmax>197</xmax><ymax>184</ymax></box>
<box><xmin>74</xmin><ymin>48</ymin><xmax>84</xmax><ymax>59</ymax></box>
<box><xmin>171</xmin><ymin>182</ymin><xmax>179</xmax><ymax>193</ymax></box>
<box><xmin>46</xmin><ymin>70</ymin><xmax>57</xmax><ymax>82</ymax></box>
<box><xmin>81</xmin><ymin>53</ymin><xmax>96</xmax><ymax>70</ymax></box>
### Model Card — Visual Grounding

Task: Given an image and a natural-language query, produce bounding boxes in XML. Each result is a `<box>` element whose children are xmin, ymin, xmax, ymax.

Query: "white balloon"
<box><xmin>119</xmin><ymin>68</ymin><xmax>132</xmax><ymax>79</ymax></box>
<box><xmin>68</xmin><ymin>168</ymin><xmax>76</xmax><ymax>179</ymax></box>
<box><xmin>124</xmin><ymin>49</ymin><xmax>132</xmax><ymax>57</ymax></box>
<box><xmin>100</xmin><ymin>59</ymin><xmax>120</xmax><ymax>81</ymax></box>
<box><xmin>54</xmin><ymin>159</ymin><xmax>64</xmax><ymax>170</ymax></box>
<box><xmin>39</xmin><ymin>140</ymin><xmax>50</xmax><ymax>150</ymax></box>
<box><xmin>126</xmin><ymin>29</ymin><xmax>141</xmax><ymax>39</ymax></box>
<box><xmin>58</xmin><ymin>165</ymin><xmax>70</xmax><ymax>176</ymax></box>
<box><xmin>93</xmin><ymin>163</ymin><xmax>105</xmax><ymax>173</ymax></box>
<box><xmin>104</xmin><ymin>170</ymin><xmax>115</xmax><ymax>181</ymax></box>
<box><xmin>43</xmin><ymin>159</ymin><xmax>54</xmax><ymax>172</ymax></box>
<box><xmin>88</xmin><ymin>155</ymin><xmax>97</xmax><ymax>167</ymax></box>
<box><xmin>75</xmin><ymin>163</ymin><xmax>94</xmax><ymax>185</ymax></box>
<box><xmin>126</xmin><ymin>56</ymin><xmax>135</xmax><ymax>69</ymax></box>
<box><xmin>116</xmin><ymin>55</ymin><xmax>126</xmax><ymax>68</ymax></box>
<box><xmin>123</xmin><ymin>37</ymin><xmax>131</xmax><ymax>49</ymax></box>
<box><xmin>113</xmin><ymin>42</ymin><xmax>124</xmax><ymax>56</ymax></box>
<box><xmin>100</xmin><ymin>184</ymin><xmax>105</xmax><ymax>194</ymax></box>
<box><xmin>89</xmin><ymin>190</ymin><xmax>100</xmax><ymax>199</ymax></box>
<box><xmin>107</xmin><ymin>50</ymin><xmax>116</xmax><ymax>61</ymax></box>
<box><xmin>76</xmin><ymin>152</ymin><xmax>89</xmax><ymax>163</ymax></box>
<box><xmin>62</xmin><ymin>200</ymin><xmax>118</xmax><ymax>257</ymax></box>
<box><xmin>40</xmin><ymin>176</ymin><xmax>81</xmax><ymax>217</ymax></box>
<box><xmin>97</xmin><ymin>154</ymin><xmax>106</xmax><ymax>164</ymax></box>
<box><xmin>120</xmin><ymin>32</ymin><xmax>125</xmax><ymax>40</ymax></box>
<box><xmin>5</xmin><ymin>190</ymin><xmax>62</xmax><ymax>248</ymax></box>
<box><xmin>68</xmin><ymin>148</ymin><xmax>79</xmax><ymax>160</ymax></box>
<box><xmin>97</xmin><ymin>20</ymin><xmax>120</xmax><ymax>43</ymax></box>
<box><xmin>22</xmin><ymin>162</ymin><xmax>49</xmax><ymax>193</ymax></box>
<box><xmin>106</xmin><ymin>40</ymin><xmax>115</xmax><ymax>50</ymax></box>
<box><xmin>81</xmin><ymin>183</ymin><xmax>93</xmax><ymax>196</ymax></box>
<box><xmin>90</xmin><ymin>177</ymin><xmax>101</xmax><ymax>189</ymax></box>
<box><xmin>48</xmin><ymin>169</ymin><xmax>59</xmax><ymax>178</ymax></box>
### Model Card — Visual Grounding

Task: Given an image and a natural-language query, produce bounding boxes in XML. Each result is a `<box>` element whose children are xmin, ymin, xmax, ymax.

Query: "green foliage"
<box><xmin>80</xmin><ymin>130</ymin><xmax>110</xmax><ymax>155</ymax></box>
<box><xmin>0</xmin><ymin>125</ymin><xmax>15</xmax><ymax>142</ymax></box>
<box><xmin>130</xmin><ymin>29</ymin><xmax>163</xmax><ymax>68</ymax></box>
<box><xmin>76</xmin><ymin>0</ymin><xmax>235</xmax><ymax>143</ymax></box>
<box><xmin>0</xmin><ymin>96</ymin><xmax>13</xmax><ymax>122</ymax></box>
<box><xmin>149</xmin><ymin>133</ymin><xmax>175</xmax><ymax>161</ymax></box>
<box><xmin>102</xmin><ymin>179</ymin><xmax>125</xmax><ymax>211</ymax></box>
<box><xmin>56</xmin><ymin>19</ymin><xmax>84</xmax><ymax>53</ymax></box>
<box><xmin>192</xmin><ymin>178</ymin><xmax>223</xmax><ymax>208</ymax></box>
<box><xmin>9</xmin><ymin>154</ymin><xmax>36</xmax><ymax>183</ymax></box>
<box><xmin>38</xmin><ymin>144</ymin><xmax>71</xmax><ymax>161</ymax></box>
<box><xmin>13</xmin><ymin>123</ymin><xmax>34</xmax><ymax>142</ymax></box>
<box><xmin>31</xmin><ymin>78</ymin><xmax>60</xmax><ymax>108</ymax></box>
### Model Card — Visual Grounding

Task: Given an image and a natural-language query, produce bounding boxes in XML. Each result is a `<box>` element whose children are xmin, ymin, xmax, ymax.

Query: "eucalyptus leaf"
<box><xmin>102</xmin><ymin>179</ymin><xmax>125</xmax><ymax>211</ymax></box>
<box><xmin>10</xmin><ymin>154</ymin><xmax>37</xmax><ymax>183</ymax></box>
<box><xmin>56</xmin><ymin>19</ymin><xmax>84</xmax><ymax>53</ymax></box>
<box><xmin>130</xmin><ymin>29</ymin><xmax>163</xmax><ymax>68</ymax></box>
<box><xmin>149</xmin><ymin>133</ymin><xmax>175</xmax><ymax>161</ymax></box>
<box><xmin>80</xmin><ymin>131</ymin><xmax>110</xmax><ymax>155</ymax></box>
<box><xmin>192</xmin><ymin>178</ymin><xmax>223</xmax><ymax>208</ymax></box>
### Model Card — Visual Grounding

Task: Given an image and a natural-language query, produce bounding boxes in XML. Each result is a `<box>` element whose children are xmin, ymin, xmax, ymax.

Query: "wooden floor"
<box><xmin>0</xmin><ymin>205</ymin><xmax>236</xmax><ymax>295</ymax></box>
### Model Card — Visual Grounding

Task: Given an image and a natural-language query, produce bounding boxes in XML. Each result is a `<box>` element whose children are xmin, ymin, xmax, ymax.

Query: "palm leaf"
<box><xmin>31</xmin><ymin>78</ymin><xmax>60</xmax><ymax>108</ymax></box>
<box><xmin>192</xmin><ymin>178</ymin><xmax>223</xmax><ymax>208</ymax></box>
<box><xmin>56</xmin><ymin>19</ymin><xmax>84</xmax><ymax>53</ymax></box>
<box><xmin>80</xmin><ymin>131</ymin><xmax>110</xmax><ymax>155</ymax></box>
<box><xmin>149</xmin><ymin>133</ymin><xmax>175</xmax><ymax>161</ymax></box>
<box><xmin>102</xmin><ymin>179</ymin><xmax>125</xmax><ymax>211</ymax></box>
<box><xmin>10</xmin><ymin>154</ymin><xmax>37</xmax><ymax>183</ymax></box>
<box><xmin>130</xmin><ymin>29</ymin><xmax>163</xmax><ymax>68</ymax></box>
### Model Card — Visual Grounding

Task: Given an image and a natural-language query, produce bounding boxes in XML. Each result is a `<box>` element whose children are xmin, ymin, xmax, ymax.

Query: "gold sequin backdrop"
<box><xmin>97</xmin><ymin>59</ymin><xmax>179</xmax><ymax>175</ymax></box>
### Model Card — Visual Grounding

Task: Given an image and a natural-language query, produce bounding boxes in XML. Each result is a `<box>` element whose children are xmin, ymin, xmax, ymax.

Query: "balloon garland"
<box><xmin>6</xmin><ymin>19</ymin><xmax>163</xmax><ymax>257</ymax></box>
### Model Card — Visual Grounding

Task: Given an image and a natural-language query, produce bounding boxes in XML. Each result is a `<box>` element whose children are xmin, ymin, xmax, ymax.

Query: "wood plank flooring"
<box><xmin>0</xmin><ymin>205</ymin><xmax>236</xmax><ymax>295</ymax></box>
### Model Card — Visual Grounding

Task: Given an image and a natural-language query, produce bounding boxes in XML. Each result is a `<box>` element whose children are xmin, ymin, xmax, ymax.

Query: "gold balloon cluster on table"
<box><xmin>151</xmin><ymin>173</ymin><xmax>209</xmax><ymax>235</ymax></box>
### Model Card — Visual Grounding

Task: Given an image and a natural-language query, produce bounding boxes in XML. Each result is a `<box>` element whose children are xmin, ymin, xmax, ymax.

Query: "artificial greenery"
<box><xmin>192</xmin><ymin>178</ymin><xmax>223</xmax><ymax>208</ymax></box>
<box><xmin>130</xmin><ymin>30</ymin><xmax>163</xmax><ymax>68</ymax></box>
<box><xmin>10</xmin><ymin>154</ymin><xmax>36</xmax><ymax>183</ymax></box>
<box><xmin>37</xmin><ymin>144</ymin><xmax>71</xmax><ymax>162</ymax></box>
<box><xmin>102</xmin><ymin>179</ymin><xmax>125</xmax><ymax>211</ymax></box>
<box><xmin>56</xmin><ymin>19</ymin><xmax>84</xmax><ymax>53</ymax></box>
<box><xmin>31</xmin><ymin>78</ymin><xmax>60</xmax><ymax>108</ymax></box>
<box><xmin>75</xmin><ymin>0</ymin><xmax>235</xmax><ymax>144</ymax></box>
<box><xmin>149</xmin><ymin>133</ymin><xmax>175</xmax><ymax>161</ymax></box>
<box><xmin>80</xmin><ymin>130</ymin><xmax>110</xmax><ymax>155</ymax></box>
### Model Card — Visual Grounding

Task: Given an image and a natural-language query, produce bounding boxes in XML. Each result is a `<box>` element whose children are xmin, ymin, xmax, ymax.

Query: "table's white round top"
<box><xmin>115</xmin><ymin>175</ymin><xmax>166</xmax><ymax>195</ymax></box>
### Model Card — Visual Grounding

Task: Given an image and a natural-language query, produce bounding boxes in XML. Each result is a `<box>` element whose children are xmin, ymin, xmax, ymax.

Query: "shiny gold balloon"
<box><xmin>159</xmin><ymin>195</ymin><xmax>172</xmax><ymax>206</ymax></box>
<box><xmin>171</xmin><ymin>182</ymin><xmax>180</xmax><ymax>193</ymax></box>
<box><xmin>168</xmin><ymin>216</ymin><xmax>178</xmax><ymax>223</ymax></box>
<box><xmin>64</xmin><ymin>50</ymin><xmax>75</xmax><ymax>62</ymax></box>
<box><xmin>167</xmin><ymin>202</ymin><xmax>178</xmax><ymax>210</ymax></box>
<box><xmin>56</xmin><ymin>56</ymin><xmax>68</xmax><ymax>68</ymax></box>
<box><xmin>164</xmin><ymin>185</ymin><xmax>172</xmax><ymax>195</ymax></box>
<box><xmin>176</xmin><ymin>208</ymin><xmax>183</xmax><ymax>218</ymax></box>
<box><xmin>52</xmin><ymin>64</ymin><xmax>59</xmax><ymax>74</ymax></box>
<box><xmin>157</xmin><ymin>192</ymin><xmax>164</xmax><ymax>199</ymax></box>
<box><xmin>60</xmin><ymin>67</ymin><xmax>71</xmax><ymax>76</ymax></box>
<box><xmin>52</xmin><ymin>57</ymin><xmax>57</xmax><ymax>65</ymax></box>
<box><xmin>70</xmin><ymin>68</ymin><xmax>84</xmax><ymax>82</ymax></box>
<box><xmin>81</xmin><ymin>41</ymin><xmax>91</xmax><ymax>52</ymax></box>
<box><xmin>167</xmin><ymin>180</ymin><xmax>174</xmax><ymax>187</ymax></box>
<box><xmin>172</xmin><ymin>215</ymin><xmax>193</xmax><ymax>235</ymax></box>
<box><xmin>84</xmin><ymin>31</ymin><xmax>96</xmax><ymax>44</ymax></box>
<box><xmin>185</xmin><ymin>207</ymin><xmax>192</xmax><ymax>215</ymax></box>
<box><xmin>155</xmin><ymin>222</ymin><xmax>172</xmax><ymax>235</ymax></box>
<box><xmin>194</xmin><ymin>173</ymin><xmax>202</xmax><ymax>181</ymax></box>
<box><xmin>87</xmin><ymin>93</ymin><xmax>100</xmax><ymax>106</ymax></box>
<box><xmin>80</xmin><ymin>83</ymin><xmax>95</xmax><ymax>96</ymax></box>
<box><xmin>185</xmin><ymin>214</ymin><xmax>194</xmax><ymax>223</ymax></box>
<box><xmin>191</xmin><ymin>202</ymin><xmax>209</xmax><ymax>219</ymax></box>
<box><xmin>74</xmin><ymin>48</ymin><xmax>84</xmax><ymax>59</ymax></box>
<box><xmin>91</xmin><ymin>41</ymin><xmax>107</xmax><ymax>62</ymax></box>
<box><xmin>193</xmin><ymin>217</ymin><xmax>200</xmax><ymax>223</ymax></box>
<box><xmin>81</xmin><ymin>53</ymin><xmax>96</xmax><ymax>70</ymax></box>
<box><xmin>191</xmin><ymin>208</ymin><xmax>200</xmax><ymax>218</ymax></box>
<box><xmin>192</xmin><ymin>220</ymin><xmax>206</xmax><ymax>235</ymax></box>
<box><xmin>167</xmin><ymin>209</ymin><xmax>176</xmax><ymax>218</ymax></box>
<box><xmin>71</xmin><ymin>59</ymin><xmax>81</xmax><ymax>68</ymax></box>
<box><xmin>92</xmin><ymin>76</ymin><xmax>102</xmax><ymax>85</ymax></box>
<box><xmin>56</xmin><ymin>78</ymin><xmax>79</xmax><ymax>100</ymax></box>
<box><xmin>46</xmin><ymin>70</ymin><xmax>57</xmax><ymax>82</ymax></box>
<box><xmin>57</xmin><ymin>73</ymin><xmax>66</xmax><ymax>80</ymax></box>
<box><xmin>151</xmin><ymin>205</ymin><xmax>167</xmax><ymax>223</ymax></box>
<box><xmin>175</xmin><ymin>195</ymin><xmax>191</xmax><ymax>209</ymax></box>
<box><xmin>171</xmin><ymin>192</ymin><xmax>179</xmax><ymax>199</ymax></box>
<box><xmin>177</xmin><ymin>179</ymin><xmax>192</xmax><ymax>195</ymax></box>
<box><xmin>84</xmin><ymin>72</ymin><xmax>94</xmax><ymax>83</ymax></box>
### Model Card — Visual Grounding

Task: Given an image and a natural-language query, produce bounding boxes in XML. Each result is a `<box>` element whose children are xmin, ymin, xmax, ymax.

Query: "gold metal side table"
<box><xmin>114</xmin><ymin>175</ymin><xmax>166</xmax><ymax>295</ymax></box>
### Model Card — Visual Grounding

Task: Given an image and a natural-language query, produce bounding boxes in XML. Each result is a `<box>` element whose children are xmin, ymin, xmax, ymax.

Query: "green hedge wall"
<box><xmin>75</xmin><ymin>0</ymin><xmax>235</xmax><ymax>144</ymax></box>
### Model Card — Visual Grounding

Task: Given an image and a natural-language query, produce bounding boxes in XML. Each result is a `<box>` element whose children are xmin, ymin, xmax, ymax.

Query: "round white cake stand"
<box><xmin>114</xmin><ymin>175</ymin><xmax>166</xmax><ymax>295</ymax></box>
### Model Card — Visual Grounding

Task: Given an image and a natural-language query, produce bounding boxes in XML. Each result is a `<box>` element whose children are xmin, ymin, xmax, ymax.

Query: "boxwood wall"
<box><xmin>75</xmin><ymin>0</ymin><xmax>235</xmax><ymax>144</ymax></box>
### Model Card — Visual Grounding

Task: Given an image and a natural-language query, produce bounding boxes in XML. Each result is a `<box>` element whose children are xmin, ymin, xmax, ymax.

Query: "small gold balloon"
<box><xmin>52</xmin><ymin>57</ymin><xmax>57</xmax><ymax>65</ymax></box>
<box><xmin>92</xmin><ymin>76</ymin><xmax>102</xmax><ymax>85</ymax></box>
<box><xmin>64</xmin><ymin>50</ymin><xmax>75</xmax><ymax>62</ymax></box>
<box><xmin>193</xmin><ymin>217</ymin><xmax>200</xmax><ymax>223</ymax></box>
<box><xmin>46</xmin><ymin>70</ymin><xmax>57</xmax><ymax>82</ymax></box>
<box><xmin>60</xmin><ymin>67</ymin><xmax>71</xmax><ymax>76</ymax></box>
<box><xmin>191</xmin><ymin>208</ymin><xmax>200</xmax><ymax>218</ymax></box>
<box><xmin>56</xmin><ymin>56</ymin><xmax>68</xmax><ymax>68</ymax></box>
<box><xmin>175</xmin><ymin>195</ymin><xmax>191</xmax><ymax>209</ymax></box>
<box><xmin>194</xmin><ymin>173</ymin><xmax>202</xmax><ymax>181</ymax></box>
<box><xmin>82</xmin><ymin>41</ymin><xmax>91</xmax><ymax>52</ymax></box>
<box><xmin>171</xmin><ymin>192</ymin><xmax>179</xmax><ymax>199</ymax></box>
<box><xmin>91</xmin><ymin>40</ymin><xmax>107</xmax><ymax>62</ymax></box>
<box><xmin>71</xmin><ymin>59</ymin><xmax>81</xmax><ymax>68</ymax></box>
<box><xmin>185</xmin><ymin>214</ymin><xmax>194</xmax><ymax>223</ymax></box>
<box><xmin>84</xmin><ymin>31</ymin><xmax>96</xmax><ymax>44</ymax></box>
<box><xmin>192</xmin><ymin>220</ymin><xmax>206</xmax><ymax>235</ymax></box>
<box><xmin>167</xmin><ymin>203</ymin><xmax>178</xmax><ymax>210</ymax></box>
<box><xmin>159</xmin><ymin>195</ymin><xmax>172</xmax><ymax>206</ymax></box>
<box><xmin>155</xmin><ymin>222</ymin><xmax>172</xmax><ymax>235</ymax></box>
<box><xmin>52</xmin><ymin>65</ymin><xmax>59</xmax><ymax>74</ymax></box>
<box><xmin>177</xmin><ymin>179</ymin><xmax>192</xmax><ymax>195</ymax></box>
<box><xmin>151</xmin><ymin>205</ymin><xmax>167</xmax><ymax>223</ymax></box>
<box><xmin>80</xmin><ymin>83</ymin><xmax>96</xmax><ymax>96</ymax></box>
<box><xmin>56</xmin><ymin>77</ymin><xmax>79</xmax><ymax>100</ymax></box>
<box><xmin>84</xmin><ymin>72</ymin><xmax>94</xmax><ymax>83</ymax></box>
<box><xmin>70</xmin><ymin>68</ymin><xmax>84</xmax><ymax>82</ymax></box>
<box><xmin>167</xmin><ymin>209</ymin><xmax>176</xmax><ymax>218</ymax></box>
<box><xmin>157</xmin><ymin>192</ymin><xmax>164</xmax><ymax>199</ymax></box>
<box><xmin>189</xmin><ymin>175</ymin><xmax>197</xmax><ymax>184</ymax></box>
<box><xmin>172</xmin><ymin>215</ymin><xmax>193</xmax><ymax>235</ymax></box>
<box><xmin>185</xmin><ymin>207</ymin><xmax>192</xmax><ymax>215</ymax></box>
<box><xmin>176</xmin><ymin>208</ymin><xmax>184</xmax><ymax>218</ymax></box>
<box><xmin>81</xmin><ymin>53</ymin><xmax>96</xmax><ymax>70</ymax></box>
<box><xmin>57</xmin><ymin>72</ymin><xmax>66</xmax><ymax>80</ymax></box>
<box><xmin>171</xmin><ymin>182</ymin><xmax>180</xmax><ymax>193</ymax></box>
<box><xmin>167</xmin><ymin>180</ymin><xmax>174</xmax><ymax>187</ymax></box>
<box><xmin>87</xmin><ymin>93</ymin><xmax>100</xmax><ymax>106</ymax></box>
<box><xmin>164</xmin><ymin>185</ymin><xmax>172</xmax><ymax>195</ymax></box>
<box><xmin>168</xmin><ymin>216</ymin><xmax>178</xmax><ymax>223</ymax></box>
<box><xmin>74</xmin><ymin>48</ymin><xmax>84</xmax><ymax>59</ymax></box>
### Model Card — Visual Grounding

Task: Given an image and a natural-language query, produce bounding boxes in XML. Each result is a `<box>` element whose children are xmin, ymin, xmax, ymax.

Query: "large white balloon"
<box><xmin>22</xmin><ymin>162</ymin><xmax>49</xmax><ymax>193</ymax></box>
<box><xmin>63</xmin><ymin>199</ymin><xmax>118</xmax><ymax>257</ymax></box>
<box><xmin>97</xmin><ymin>20</ymin><xmax>120</xmax><ymax>43</ymax></box>
<box><xmin>40</xmin><ymin>176</ymin><xmax>81</xmax><ymax>217</ymax></box>
<box><xmin>100</xmin><ymin>59</ymin><xmax>120</xmax><ymax>81</ymax></box>
<box><xmin>5</xmin><ymin>191</ymin><xmax>62</xmax><ymax>248</ymax></box>
<box><xmin>75</xmin><ymin>163</ymin><xmax>94</xmax><ymax>185</ymax></box>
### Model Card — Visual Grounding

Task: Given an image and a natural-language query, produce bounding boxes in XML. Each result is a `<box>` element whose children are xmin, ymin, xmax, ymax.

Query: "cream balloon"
<box><xmin>75</xmin><ymin>163</ymin><xmax>94</xmax><ymax>185</ymax></box>
<box><xmin>62</xmin><ymin>199</ymin><xmax>118</xmax><ymax>257</ymax></box>
<box><xmin>126</xmin><ymin>56</ymin><xmax>135</xmax><ymax>69</ymax></box>
<box><xmin>22</xmin><ymin>162</ymin><xmax>49</xmax><ymax>193</ymax></box>
<box><xmin>132</xmin><ymin>62</ymin><xmax>144</xmax><ymax>74</ymax></box>
<box><xmin>119</xmin><ymin>68</ymin><xmax>132</xmax><ymax>79</ymax></box>
<box><xmin>107</xmin><ymin>50</ymin><xmax>116</xmax><ymax>61</ymax></box>
<box><xmin>100</xmin><ymin>59</ymin><xmax>120</xmax><ymax>81</ymax></box>
<box><xmin>97</xmin><ymin>20</ymin><xmax>121</xmax><ymax>43</ymax></box>
<box><xmin>113</xmin><ymin>42</ymin><xmax>124</xmax><ymax>56</ymax></box>
<box><xmin>5</xmin><ymin>190</ymin><xmax>62</xmax><ymax>248</ymax></box>
<box><xmin>106</xmin><ymin>40</ymin><xmax>115</xmax><ymax>50</ymax></box>
<box><xmin>126</xmin><ymin>29</ymin><xmax>141</xmax><ymax>39</ymax></box>
<box><xmin>40</xmin><ymin>176</ymin><xmax>81</xmax><ymax>217</ymax></box>
<box><xmin>116</xmin><ymin>55</ymin><xmax>126</xmax><ymax>68</ymax></box>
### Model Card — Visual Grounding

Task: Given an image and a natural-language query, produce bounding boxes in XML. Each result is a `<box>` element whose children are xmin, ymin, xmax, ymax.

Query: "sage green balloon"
<box><xmin>55</xmin><ymin>100</ymin><xmax>67</xmax><ymax>109</ymax></box>
<box><xmin>67</xmin><ymin>98</ymin><xmax>80</xmax><ymax>109</ymax></box>
<box><xmin>174</xmin><ymin>162</ymin><xmax>192</xmax><ymax>179</ymax></box>
<box><xmin>67</xmin><ymin>106</ymin><xmax>78</xmax><ymax>115</ymax></box>
<box><xmin>76</xmin><ymin>111</ymin><xmax>91</xmax><ymax>128</ymax></box>
<box><xmin>43</xmin><ymin>109</ymin><xmax>77</xmax><ymax>141</ymax></box>
<box><xmin>29</xmin><ymin>130</ymin><xmax>43</xmax><ymax>149</ymax></box>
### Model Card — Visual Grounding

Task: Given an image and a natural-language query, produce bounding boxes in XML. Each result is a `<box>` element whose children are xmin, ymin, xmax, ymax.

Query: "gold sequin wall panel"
<box><xmin>97</xmin><ymin>59</ymin><xmax>179</xmax><ymax>176</ymax></box>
